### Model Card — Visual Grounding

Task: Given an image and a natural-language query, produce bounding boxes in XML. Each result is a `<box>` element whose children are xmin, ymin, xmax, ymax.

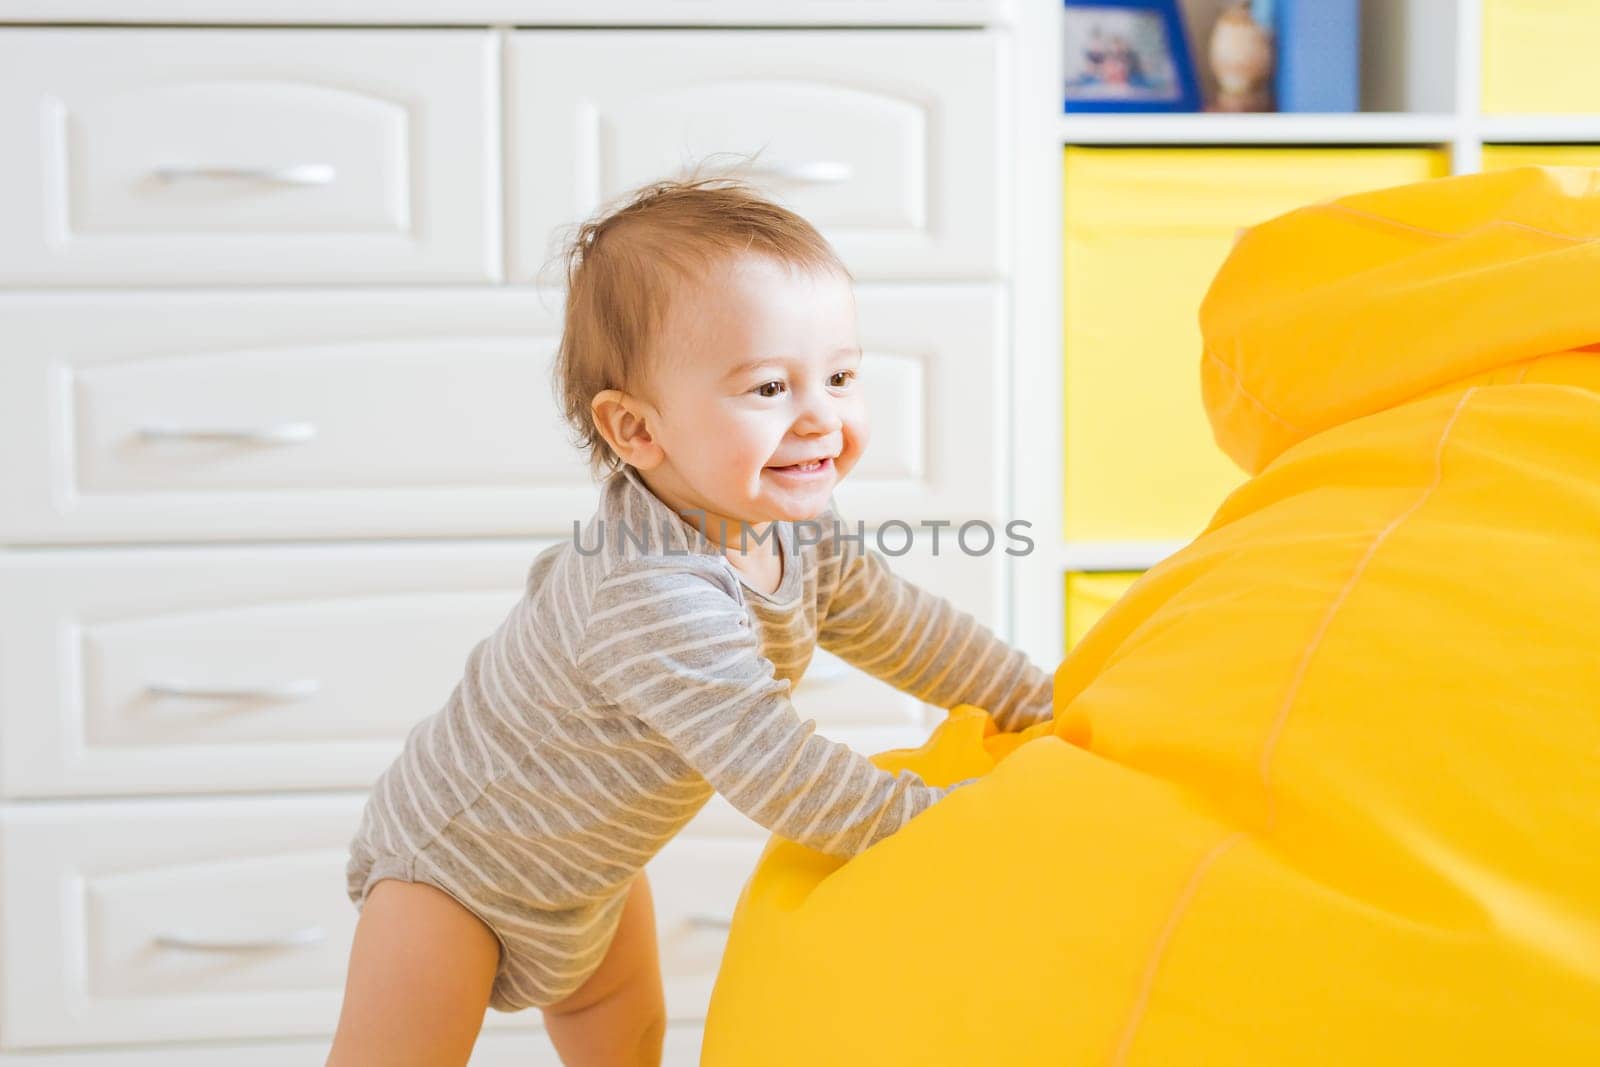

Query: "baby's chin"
<box><xmin>757</xmin><ymin>474</ymin><xmax>837</xmax><ymax>513</ymax></box>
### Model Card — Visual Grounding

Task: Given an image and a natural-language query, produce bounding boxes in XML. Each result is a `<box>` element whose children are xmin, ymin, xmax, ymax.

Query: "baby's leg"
<box><xmin>325</xmin><ymin>879</ymin><xmax>500</xmax><ymax>1067</ymax></box>
<box><xmin>541</xmin><ymin>872</ymin><xmax>667</xmax><ymax>1067</ymax></box>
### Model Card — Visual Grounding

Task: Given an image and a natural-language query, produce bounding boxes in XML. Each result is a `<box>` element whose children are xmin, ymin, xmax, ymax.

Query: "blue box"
<box><xmin>1273</xmin><ymin>0</ymin><xmax>1361</xmax><ymax>112</ymax></box>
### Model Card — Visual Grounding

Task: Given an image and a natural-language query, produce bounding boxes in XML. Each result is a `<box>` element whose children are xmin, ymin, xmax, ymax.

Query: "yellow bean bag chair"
<box><xmin>701</xmin><ymin>165</ymin><xmax>1600</xmax><ymax>1065</ymax></box>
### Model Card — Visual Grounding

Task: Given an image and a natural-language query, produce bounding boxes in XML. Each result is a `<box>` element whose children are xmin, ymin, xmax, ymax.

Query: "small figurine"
<box><xmin>1209</xmin><ymin>1</ymin><xmax>1276</xmax><ymax>112</ymax></box>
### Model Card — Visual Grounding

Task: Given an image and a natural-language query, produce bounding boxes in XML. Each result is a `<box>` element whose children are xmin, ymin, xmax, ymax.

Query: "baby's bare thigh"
<box><xmin>328</xmin><ymin>878</ymin><xmax>501</xmax><ymax>1066</ymax></box>
<box><xmin>540</xmin><ymin>872</ymin><xmax>666</xmax><ymax>1066</ymax></box>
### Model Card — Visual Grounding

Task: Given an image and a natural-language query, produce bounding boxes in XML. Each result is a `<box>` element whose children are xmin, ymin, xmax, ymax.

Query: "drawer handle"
<box><xmin>743</xmin><ymin>161</ymin><xmax>853</xmax><ymax>186</ymax></box>
<box><xmin>147</xmin><ymin>679</ymin><xmax>322</xmax><ymax>701</ymax></box>
<box><xmin>686</xmin><ymin>913</ymin><xmax>732</xmax><ymax>931</ymax></box>
<box><xmin>139</xmin><ymin>422</ymin><xmax>318</xmax><ymax>446</ymax></box>
<box><xmin>155</xmin><ymin>926</ymin><xmax>326</xmax><ymax>952</ymax></box>
<box><xmin>153</xmin><ymin>164</ymin><xmax>337</xmax><ymax>187</ymax></box>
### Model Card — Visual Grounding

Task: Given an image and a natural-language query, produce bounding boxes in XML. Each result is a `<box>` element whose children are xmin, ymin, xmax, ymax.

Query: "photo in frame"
<box><xmin>1063</xmin><ymin>0</ymin><xmax>1202</xmax><ymax>112</ymax></box>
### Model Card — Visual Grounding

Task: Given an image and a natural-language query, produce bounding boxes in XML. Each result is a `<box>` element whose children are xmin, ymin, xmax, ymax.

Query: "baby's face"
<box><xmin>640</xmin><ymin>253</ymin><xmax>868</xmax><ymax>529</ymax></box>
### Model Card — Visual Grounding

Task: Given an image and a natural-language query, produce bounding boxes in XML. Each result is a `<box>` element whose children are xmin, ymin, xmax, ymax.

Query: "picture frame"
<box><xmin>1063</xmin><ymin>0</ymin><xmax>1202</xmax><ymax>113</ymax></box>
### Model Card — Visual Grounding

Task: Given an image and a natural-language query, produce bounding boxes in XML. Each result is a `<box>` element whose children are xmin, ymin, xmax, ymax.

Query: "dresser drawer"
<box><xmin>0</xmin><ymin>795</ymin><xmax>372</xmax><ymax>1048</ymax></box>
<box><xmin>0</xmin><ymin>29</ymin><xmax>499</xmax><ymax>286</ymax></box>
<box><xmin>0</xmin><ymin>536</ymin><xmax>973</xmax><ymax>799</ymax></box>
<box><xmin>0</xmin><ymin>285</ymin><xmax>1003</xmax><ymax>542</ymax></box>
<box><xmin>0</xmin><ymin>795</ymin><xmax>754</xmax><ymax>1048</ymax></box>
<box><xmin>0</xmin><ymin>291</ymin><xmax>598</xmax><ymax>543</ymax></box>
<box><xmin>507</xmin><ymin>30</ymin><xmax>1007</xmax><ymax>283</ymax></box>
<box><xmin>0</xmin><ymin>541</ymin><xmax>549</xmax><ymax>798</ymax></box>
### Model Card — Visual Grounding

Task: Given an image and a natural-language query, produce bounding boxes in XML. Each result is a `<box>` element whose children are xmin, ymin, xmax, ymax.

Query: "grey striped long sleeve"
<box><xmin>346</xmin><ymin>463</ymin><xmax>1023</xmax><ymax>1014</ymax></box>
<box><xmin>580</xmin><ymin>557</ymin><xmax>967</xmax><ymax>860</ymax></box>
<box><xmin>816</xmin><ymin>506</ymin><xmax>1056</xmax><ymax>734</ymax></box>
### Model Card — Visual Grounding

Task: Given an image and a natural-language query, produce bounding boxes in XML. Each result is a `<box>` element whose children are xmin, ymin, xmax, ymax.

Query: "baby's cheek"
<box><xmin>726</xmin><ymin>437</ymin><xmax>775</xmax><ymax>478</ymax></box>
<box><xmin>715</xmin><ymin>416</ymin><xmax>772</xmax><ymax>463</ymax></box>
<box><xmin>844</xmin><ymin>414</ymin><xmax>872</xmax><ymax>467</ymax></box>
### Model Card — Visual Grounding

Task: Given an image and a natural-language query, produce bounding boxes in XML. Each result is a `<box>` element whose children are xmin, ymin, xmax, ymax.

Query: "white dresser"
<box><xmin>0</xmin><ymin>3</ymin><xmax>1051</xmax><ymax>1062</ymax></box>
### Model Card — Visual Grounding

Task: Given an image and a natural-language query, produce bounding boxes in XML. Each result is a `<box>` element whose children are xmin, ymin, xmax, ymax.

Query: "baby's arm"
<box><xmin>581</xmin><ymin>559</ymin><xmax>972</xmax><ymax>860</ymax></box>
<box><xmin>814</xmin><ymin>501</ymin><xmax>1055</xmax><ymax>733</ymax></box>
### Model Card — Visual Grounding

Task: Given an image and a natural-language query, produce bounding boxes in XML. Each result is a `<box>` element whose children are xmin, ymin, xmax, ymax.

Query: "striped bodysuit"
<box><xmin>345</xmin><ymin>463</ymin><xmax>1054</xmax><ymax>1011</ymax></box>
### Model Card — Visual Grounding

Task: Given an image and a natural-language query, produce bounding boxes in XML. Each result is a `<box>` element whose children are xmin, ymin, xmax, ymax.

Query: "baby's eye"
<box><xmin>829</xmin><ymin>370</ymin><xmax>856</xmax><ymax>388</ymax></box>
<box><xmin>755</xmin><ymin>380</ymin><xmax>786</xmax><ymax>398</ymax></box>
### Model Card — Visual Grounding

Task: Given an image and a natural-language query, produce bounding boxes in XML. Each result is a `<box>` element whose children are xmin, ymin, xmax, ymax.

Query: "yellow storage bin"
<box><xmin>1482</xmin><ymin>144</ymin><xmax>1600</xmax><ymax>171</ymax></box>
<box><xmin>1483</xmin><ymin>0</ymin><xmax>1600</xmax><ymax>114</ymax></box>
<box><xmin>1062</xmin><ymin>147</ymin><xmax>1449</xmax><ymax>544</ymax></box>
<box><xmin>1064</xmin><ymin>570</ymin><xmax>1140</xmax><ymax>653</ymax></box>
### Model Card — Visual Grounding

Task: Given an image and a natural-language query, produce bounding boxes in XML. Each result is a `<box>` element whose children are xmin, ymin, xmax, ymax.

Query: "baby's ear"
<box><xmin>590</xmin><ymin>389</ymin><xmax>661</xmax><ymax>467</ymax></box>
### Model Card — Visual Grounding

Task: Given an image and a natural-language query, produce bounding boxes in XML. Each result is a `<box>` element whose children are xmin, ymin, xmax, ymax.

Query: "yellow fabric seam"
<box><xmin>1202</xmin><ymin>345</ymin><xmax>1309</xmax><ymax>434</ymax></box>
<box><xmin>1256</xmin><ymin>388</ymin><xmax>1474</xmax><ymax>831</ymax></box>
<box><xmin>1110</xmin><ymin>830</ymin><xmax>1249</xmax><ymax>1067</ymax></box>
<box><xmin>1108</xmin><ymin>389</ymin><xmax>1475</xmax><ymax>1064</ymax></box>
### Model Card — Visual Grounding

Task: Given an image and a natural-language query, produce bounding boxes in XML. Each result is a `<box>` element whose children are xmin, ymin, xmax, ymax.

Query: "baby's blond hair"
<box><xmin>551</xmin><ymin>173</ymin><xmax>850</xmax><ymax>481</ymax></box>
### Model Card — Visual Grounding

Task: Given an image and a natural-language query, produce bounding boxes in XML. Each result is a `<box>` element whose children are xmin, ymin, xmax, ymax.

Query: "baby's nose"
<box><xmin>795</xmin><ymin>403</ymin><xmax>843</xmax><ymax>434</ymax></box>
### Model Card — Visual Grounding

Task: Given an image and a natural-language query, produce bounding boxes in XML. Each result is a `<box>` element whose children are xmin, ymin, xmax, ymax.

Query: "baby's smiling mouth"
<box><xmin>768</xmin><ymin>457</ymin><xmax>833</xmax><ymax>475</ymax></box>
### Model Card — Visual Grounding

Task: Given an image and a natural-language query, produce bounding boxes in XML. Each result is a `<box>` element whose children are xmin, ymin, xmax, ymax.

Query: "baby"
<box><xmin>326</xmin><ymin>177</ymin><xmax>1055</xmax><ymax>1067</ymax></box>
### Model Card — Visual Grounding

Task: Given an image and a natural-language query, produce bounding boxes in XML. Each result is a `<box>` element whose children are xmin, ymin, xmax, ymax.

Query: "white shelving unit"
<box><xmin>1478</xmin><ymin>116</ymin><xmax>1600</xmax><ymax>142</ymax></box>
<box><xmin>1059</xmin><ymin>111</ymin><xmax>1458</xmax><ymax>145</ymax></box>
<box><xmin>1008</xmin><ymin>0</ymin><xmax>1600</xmax><ymax>667</ymax></box>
